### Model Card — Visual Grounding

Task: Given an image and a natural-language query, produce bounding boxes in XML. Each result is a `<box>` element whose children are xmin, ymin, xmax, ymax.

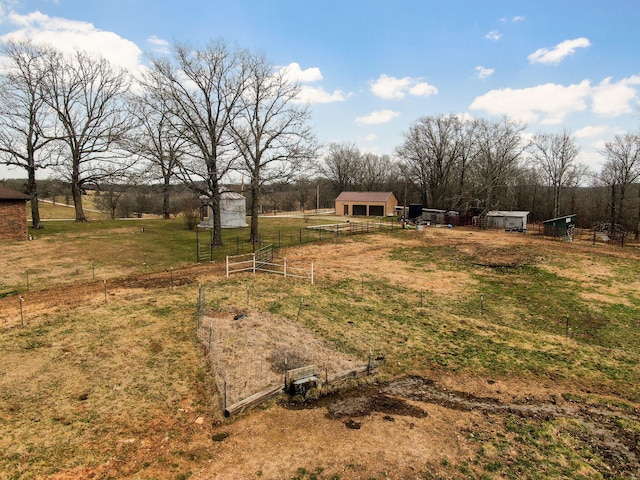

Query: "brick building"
<box><xmin>0</xmin><ymin>185</ymin><xmax>30</xmax><ymax>241</ymax></box>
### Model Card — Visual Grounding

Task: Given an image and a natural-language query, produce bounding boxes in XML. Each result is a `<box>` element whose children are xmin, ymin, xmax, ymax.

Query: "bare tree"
<box><xmin>230</xmin><ymin>52</ymin><xmax>317</xmax><ymax>243</ymax></box>
<box><xmin>147</xmin><ymin>40</ymin><xmax>243</xmax><ymax>243</ymax></box>
<box><xmin>0</xmin><ymin>40</ymin><xmax>58</xmax><ymax>228</ymax></box>
<box><xmin>599</xmin><ymin>132</ymin><xmax>640</xmax><ymax>234</ymax></box>
<box><xmin>320</xmin><ymin>142</ymin><xmax>361</xmax><ymax>195</ymax></box>
<box><xmin>396</xmin><ymin>115</ymin><xmax>468</xmax><ymax>209</ymax></box>
<box><xmin>528</xmin><ymin>130</ymin><xmax>581</xmax><ymax>218</ymax></box>
<box><xmin>470</xmin><ymin>118</ymin><xmax>526</xmax><ymax>213</ymax></box>
<box><xmin>126</xmin><ymin>91</ymin><xmax>185</xmax><ymax>219</ymax></box>
<box><xmin>40</xmin><ymin>48</ymin><xmax>135</xmax><ymax>222</ymax></box>
<box><xmin>358</xmin><ymin>152</ymin><xmax>390</xmax><ymax>191</ymax></box>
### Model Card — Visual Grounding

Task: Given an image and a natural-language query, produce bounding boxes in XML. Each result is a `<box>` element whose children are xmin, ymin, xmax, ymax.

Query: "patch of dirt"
<box><xmin>200</xmin><ymin>308</ymin><xmax>362</xmax><ymax>406</ymax></box>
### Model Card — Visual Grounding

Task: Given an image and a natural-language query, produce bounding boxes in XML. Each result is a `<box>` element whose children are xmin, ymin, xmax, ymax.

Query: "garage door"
<box><xmin>369</xmin><ymin>205</ymin><xmax>384</xmax><ymax>216</ymax></box>
<box><xmin>352</xmin><ymin>204</ymin><xmax>367</xmax><ymax>216</ymax></box>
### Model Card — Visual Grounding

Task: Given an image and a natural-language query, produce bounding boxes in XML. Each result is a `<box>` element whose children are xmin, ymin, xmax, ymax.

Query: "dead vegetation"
<box><xmin>1</xmin><ymin>225</ymin><xmax>639</xmax><ymax>479</ymax></box>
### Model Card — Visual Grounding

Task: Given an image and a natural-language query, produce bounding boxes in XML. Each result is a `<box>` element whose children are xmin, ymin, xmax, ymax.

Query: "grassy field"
<box><xmin>1</xmin><ymin>219</ymin><xmax>639</xmax><ymax>479</ymax></box>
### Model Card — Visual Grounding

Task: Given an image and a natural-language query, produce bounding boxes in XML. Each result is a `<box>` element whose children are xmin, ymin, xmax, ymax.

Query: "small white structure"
<box><xmin>485</xmin><ymin>211</ymin><xmax>529</xmax><ymax>232</ymax></box>
<box><xmin>200</xmin><ymin>192</ymin><xmax>248</xmax><ymax>228</ymax></box>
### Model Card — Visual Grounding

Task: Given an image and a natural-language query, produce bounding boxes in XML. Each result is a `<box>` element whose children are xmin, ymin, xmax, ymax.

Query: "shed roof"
<box><xmin>335</xmin><ymin>191</ymin><xmax>395</xmax><ymax>203</ymax></box>
<box><xmin>543</xmin><ymin>214</ymin><xmax>577</xmax><ymax>224</ymax></box>
<box><xmin>221</xmin><ymin>192</ymin><xmax>245</xmax><ymax>200</ymax></box>
<box><xmin>486</xmin><ymin>210</ymin><xmax>529</xmax><ymax>218</ymax></box>
<box><xmin>0</xmin><ymin>185</ymin><xmax>30</xmax><ymax>201</ymax></box>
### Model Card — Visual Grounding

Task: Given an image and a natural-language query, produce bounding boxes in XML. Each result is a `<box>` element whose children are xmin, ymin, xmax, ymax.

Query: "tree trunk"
<box><xmin>71</xmin><ymin>160</ymin><xmax>87</xmax><ymax>222</ymax></box>
<box><xmin>609</xmin><ymin>184</ymin><xmax>617</xmax><ymax>235</ymax></box>
<box><xmin>27</xmin><ymin>165</ymin><xmax>43</xmax><ymax>229</ymax></box>
<box><xmin>162</xmin><ymin>177</ymin><xmax>171</xmax><ymax>220</ymax></box>
<box><xmin>250</xmin><ymin>177</ymin><xmax>260</xmax><ymax>245</ymax></box>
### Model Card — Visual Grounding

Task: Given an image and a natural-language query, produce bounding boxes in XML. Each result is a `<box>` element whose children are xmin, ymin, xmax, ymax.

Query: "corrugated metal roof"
<box><xmin>0</xmin><ymin>185</ymin><xmax>30</xmax><ymax>201</ymax></box>
<box><xmin>486</xmin><ymin>210</ymin><xmax>529</xmax><ymax>218</ymax></box>
<box><xmin>221</xmin><ymin>192</ymin><xmax>245</xmax><ymax>200</ymax></box>
<box><xmin>543</xmin><ymin>214</ymin><xmax>576</xmax><ymax>224</ymax></box>
<box><xmin>335</xmin><ymin>191</ymin><xmax>395</xmax><ymax>202</ymax></box>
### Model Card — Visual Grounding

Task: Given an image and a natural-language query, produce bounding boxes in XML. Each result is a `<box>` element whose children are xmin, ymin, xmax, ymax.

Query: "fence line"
<box><xmin>226</xmin><ymin>244</ymin><xmax>314</xmax><ymax>284</ymax></box>
<box><xmin>194</xmin><ymin>285</ymin><xmax>378</xmax><ymax>418</ymax></box>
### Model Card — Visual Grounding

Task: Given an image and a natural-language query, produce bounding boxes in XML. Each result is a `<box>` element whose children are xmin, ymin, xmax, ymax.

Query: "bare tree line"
<box><xmin>1</xmin><ymin>38</ymin><xmax>639</xmax><ymax>240</ymax></box>
<box><xmin>0</xmin><ymin>39</ymin><xmax>317</xmax><ymax>245</ymax></box>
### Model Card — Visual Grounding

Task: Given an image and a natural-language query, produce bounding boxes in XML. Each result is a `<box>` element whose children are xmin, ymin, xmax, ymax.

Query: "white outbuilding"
<box><xmin>485</xmin><ymin>211</ymin><xmax>529</xmax><ymax>232</ymax></box>
<box><xmin>200</xmin><ymin>192</ymin><xmax>248</xmax><ymax>228</ymax></box>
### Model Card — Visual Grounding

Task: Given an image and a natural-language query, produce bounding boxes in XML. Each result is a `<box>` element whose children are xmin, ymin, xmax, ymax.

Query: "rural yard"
<box><xmin>1</xmin><ymin>220</ymin><xmax>640</xmax><ymax>479</ymax></box>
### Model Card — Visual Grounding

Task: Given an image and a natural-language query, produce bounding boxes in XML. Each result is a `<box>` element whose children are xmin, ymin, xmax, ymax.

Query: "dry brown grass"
<box><xmin>1</xmin><ymin>225</ymin><xmax>640</xmax><ymax>479</ymax></box>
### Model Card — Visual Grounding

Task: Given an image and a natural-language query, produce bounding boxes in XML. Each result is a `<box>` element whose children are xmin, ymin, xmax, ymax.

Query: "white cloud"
<box><xmin>512</xmin><ymin>16</ymin><xmax>525</xmax><ymax>22</ymax></box>
<box><xmin>370</xmin><ymin>74</ymin><xmax>437</xmax><ymax>100</ymax></box>
<box><xmin>591</xmin><ymin>75</ymin><xmax>640</xmax><ymax>116</ymax></box>
<box><xmin>528</xmin><ymin>37</ymin><xmax>590</xmax><ymax>65</ymax></box>
<box><xmin>0</xmin><ymin>10</ymin><xmax>143</xmax><ymax>73</ymax></box>
<box><xmin>278</xmin><ymin>63</ymin><xmax>348</xmax><ymax>104</ymax></box>
<box><xmin>296</xmin><ymin>85</ymin><xmax>348</xmax><ymax>104</ymax></box>
<box><xmin>362</xmin><ymin>133</ymin><xmax>377</xmax><ymax>142</ymax></box>
<box><xmin>409</xmin><ymin>82</ymin><xmax>438</xmax><ymax>96</ymax></box>
<box><xmin>485</xmin><ymin>30</ymin><xmax>502</xmax><ymax>41</ymax></box>
<box><xmin>355</xmin><ymin>109</ymin><xmax>399</xmax><ymax>125</ymax></box>
<box><xmin>469</xmin><ymin>75</ymin><xmax>640</xmax><ymax>124</ymax></box>
<box><xmin>279</xmin><ymin>62</ymin><xmax>323</xmax><ymax>83</ymax></box>
<box><xmin>470</xmin><ymin>81</ymin><xmax>591</xmax><ymax>124</ymax></box>
<box><xmin>475</xmin><ymin>66</ymin><xmax>495</xmax><ymax>79</ymax></box>
<box><xmin>147</xmin><ymin>35</ymin><xmax>170</xmax><ymax>55</ymax></box>
<box><xmin>574</xmin><ymin>125</ymin><xmax>610</xmax><ymax>139</ymax></box>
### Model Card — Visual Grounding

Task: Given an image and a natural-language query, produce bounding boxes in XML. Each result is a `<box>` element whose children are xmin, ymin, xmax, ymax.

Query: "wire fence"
<box><xmin>196</xmin><ymin>219</ymin><xmax>399</xmax><ymax>262</ymax></box>
<box><xmin>194</xmin><ymin>282</ymin><xmax>379</xmax><ymax>418</ymax></box>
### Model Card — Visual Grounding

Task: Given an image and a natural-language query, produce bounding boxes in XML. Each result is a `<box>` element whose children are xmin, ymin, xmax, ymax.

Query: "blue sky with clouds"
<box><xmin>1</xmin><ymin>0</ymin><xmax>639</xmax><ymax>179</ymax></box>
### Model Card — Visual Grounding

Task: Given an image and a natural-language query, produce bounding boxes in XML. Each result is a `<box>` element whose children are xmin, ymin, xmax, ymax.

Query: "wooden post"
<box><xmin>104</xmin><ymin>279</ymin><xmax>108</xmax><ymax>304</ymax></box>
<box><xmin>19</xmin><ymin>296</ymin><xmax>24</xmax><ymax>326</ymax></box>
<box><xmin>226</xmin><ymin>256</ymin><xmax>229</xmax><ymax>278</ymax></box>
<box><xmin>252</xmin><ymin>253</ymin><xmax>256</xmax><ymax>274</ymax></box>
<box><xmin>296</xmin><ymin>297</ymin><xmax>304</xmax><ymax>322</ymax></box>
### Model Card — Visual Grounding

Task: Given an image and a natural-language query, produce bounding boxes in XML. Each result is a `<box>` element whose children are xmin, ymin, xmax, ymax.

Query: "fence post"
<box><xmin>226</xmin><ymin>256</ymin><xmax>229</xmax><ymax>278</ymax></box>
<box><xmin>252</xmin><ymin>253</ymin><xmax>256</xmax><ymax>274</ymax></box>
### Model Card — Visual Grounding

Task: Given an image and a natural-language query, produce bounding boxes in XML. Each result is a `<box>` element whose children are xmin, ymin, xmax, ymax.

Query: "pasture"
<box><xmin>1</xmin><ymin>217</ymin><xmax>639</xmax><ymax>479</ymax></box>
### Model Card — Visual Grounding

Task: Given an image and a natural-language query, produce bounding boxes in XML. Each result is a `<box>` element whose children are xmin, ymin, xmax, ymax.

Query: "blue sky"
<box><xmin>1</xmin><ymin>0</ymin><xmax>639</xmax><ymax>179</ymax></box>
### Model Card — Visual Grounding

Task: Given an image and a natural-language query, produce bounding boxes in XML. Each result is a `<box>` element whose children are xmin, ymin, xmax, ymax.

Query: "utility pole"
<box><xmin>403</xmin><ymin>178</ymin><xmax>408</xmax><ymax>219</ymax></box>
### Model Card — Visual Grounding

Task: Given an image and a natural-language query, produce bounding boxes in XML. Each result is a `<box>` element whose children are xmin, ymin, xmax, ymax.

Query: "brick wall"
<box><xmin>0</xmin><ymin>201</ymin><xmax>28</xmax><ymax>241</ymax></box>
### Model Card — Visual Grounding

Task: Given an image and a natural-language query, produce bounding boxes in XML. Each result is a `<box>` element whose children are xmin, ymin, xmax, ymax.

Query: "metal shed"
<box><xmin>200</xmin><ymin>192</ymin><xmax>248</xmax><ymax>228</ymax></box>
<box><xmin>485</xmin><ymin>211</ymin><xmax>529</xmax><ymax>232</ymax></box>
<box><xmin>543</xmin><ymin>214</ymin><xmax>577</xmax><ymax>239</ymax></box>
